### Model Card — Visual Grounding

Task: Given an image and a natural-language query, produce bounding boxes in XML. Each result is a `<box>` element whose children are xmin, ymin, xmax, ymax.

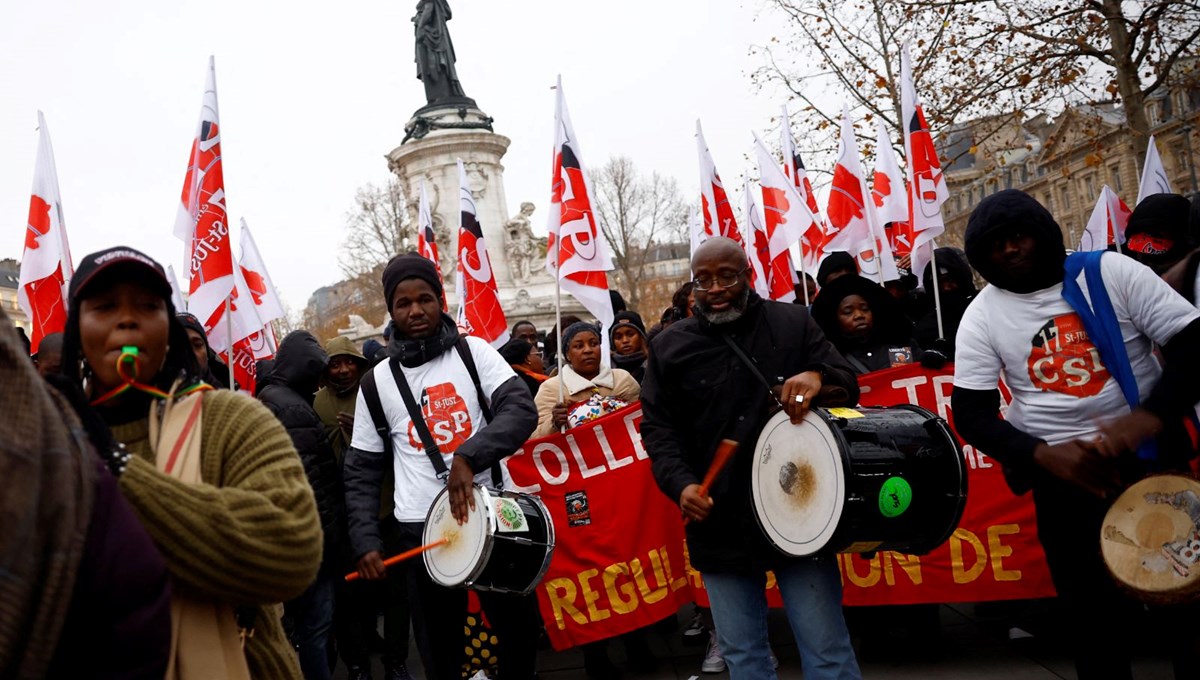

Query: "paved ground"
<box><xmin>333</xmin><ymin>600</ymin><xmax>1177</xmax><ymax>679</ymax></box>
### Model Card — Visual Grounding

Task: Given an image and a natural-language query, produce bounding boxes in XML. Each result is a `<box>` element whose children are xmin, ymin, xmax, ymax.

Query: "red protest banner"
<box><xmin>506</xmin><ymin>406</ymin><xmax>693</xmax><ymax>651</ymax></box>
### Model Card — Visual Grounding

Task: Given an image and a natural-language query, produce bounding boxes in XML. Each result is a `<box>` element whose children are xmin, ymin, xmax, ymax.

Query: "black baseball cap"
<box><xmin>69</xmin><ymin>246</ymin><xmax>173</xmax><ymax>303</ymax></box>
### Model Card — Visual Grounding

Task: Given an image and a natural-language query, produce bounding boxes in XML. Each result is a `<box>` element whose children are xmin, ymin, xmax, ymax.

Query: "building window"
<box><xmin>1147</xmin><ymin>101</ymin><xmax>1161</xmax><ymax>126</ymax></box>
<box><xmin>1110</xmin><ymin>165</ymin><xmax>1122</xmax><ymax>192</ymax></box>
<box><xmin>1083</xmin><ymin>176</ymin><xmax>1096</xmax><ymax>201</ymax></box>
<box><xmin>1061</xmin><ymin>186</ymin><xmax>1071</xmax><ymax>210</ymax></box>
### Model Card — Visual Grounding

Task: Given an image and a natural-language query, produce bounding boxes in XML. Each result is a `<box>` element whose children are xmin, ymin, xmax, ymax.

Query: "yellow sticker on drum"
<box><xmin>494</xmin><ymin>497</ymin><xmax>528</xmax><ymax>533</ymax></box>
<box><xmin>827</xmin><ymin>407</ymin><xmax>865</xmax><ymax>419</ymax></box>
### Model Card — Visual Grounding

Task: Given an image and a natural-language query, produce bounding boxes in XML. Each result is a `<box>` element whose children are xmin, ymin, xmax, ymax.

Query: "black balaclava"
<box><xmin>964</xmin><ymin>190</ymin><xmax>1066</xmax><ymax>294</ymax></box>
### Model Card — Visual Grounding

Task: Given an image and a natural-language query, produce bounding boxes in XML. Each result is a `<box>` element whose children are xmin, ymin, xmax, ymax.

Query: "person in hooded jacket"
<box><xmin>816</xmin><ymin>251</ymin><xmax>858</xmax><ymax>287</ymax></box>
<box><xmin>258</xmin><ymin>331</ymin><xmax>344</xmax><ymax>680</ymax></box>
<box><xmin>951</xmin><ymin>190</ymin><xmax>1200</xmax><ymax>680</ymax></box>
<box><xmin>913</xmin><ymin>247</ymin><xmax>977</xmax><ymax>362</ymax></box>
<box><xmin>609</xmin><ymin>310</ymin><xmax>649</xmax><ymax>382</ymax></box>
<box><xmin>810</xmin><ymin>274</ymin><xmax>919</xmax><ymax>375</ymax></box>
<box><xmin>1122</xmin><ymin>193</ymin><xmax>1193</xmax><ymax>275</ymax></box>
<box><xmin>176</xmin><ymin>313</ymin><xmax>231</xmax><ymax>390</ymax></box>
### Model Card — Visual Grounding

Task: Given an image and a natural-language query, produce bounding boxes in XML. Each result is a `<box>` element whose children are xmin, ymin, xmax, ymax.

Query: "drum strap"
<box><xmin>364</xmin><ymin>345</ymin><xmax>504</xmax><ymax>487</ymax></box>
<box><xmin>721</xmin><ymin>334</ymin><xmax>783</xmax><ymax>407</ymax></box>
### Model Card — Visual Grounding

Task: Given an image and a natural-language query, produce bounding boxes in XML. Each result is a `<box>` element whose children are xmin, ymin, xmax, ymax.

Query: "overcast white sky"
<box><xmin>1</xmin><ymin>0</ymin><xmax>837</xmax><ymax>311</ymax></box>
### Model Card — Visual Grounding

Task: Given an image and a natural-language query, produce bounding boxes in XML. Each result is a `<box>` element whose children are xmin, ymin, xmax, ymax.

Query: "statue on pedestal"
<box><xmin>413</xmin><ymin>0</ymin><xmax>467</xmax><ymax>105</ymax></box>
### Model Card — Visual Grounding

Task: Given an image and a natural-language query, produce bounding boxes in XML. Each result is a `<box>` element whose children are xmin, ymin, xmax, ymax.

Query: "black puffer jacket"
<box><xmin>914</xmin><ymin>247</ymin><xmax>976</xmax><ymax>355</ymax></box>
<box><xmin>258</xmin><ymin>331</ymin><xmax>343</xmax><ymax>568</ymax></box>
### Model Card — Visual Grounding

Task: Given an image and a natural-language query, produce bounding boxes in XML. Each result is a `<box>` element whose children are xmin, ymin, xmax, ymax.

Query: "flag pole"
<box><xmin>795</xmin><ymin>249</ymin><xmax>810</xmax><ymax>307</ymax></box>
<box><xmin>226</xmin><ymin>296</ymin><xmax>234</xmax><ymax>389</ymax></box>
<box><xmin>554</xmin><ymin>261</ymin><xmax>565</xmax><ymax>434</ymax></box>
<box><xmin>926</xmin><ymin>242</ymin><xmax>946</xmax><ymax>340</ymax></box>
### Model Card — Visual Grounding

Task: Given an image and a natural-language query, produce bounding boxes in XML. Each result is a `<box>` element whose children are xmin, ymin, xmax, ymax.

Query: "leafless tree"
<box><xmin>592</xmin><ymin>156</ymin><xmax>687</xmax><ymax>313</ymax></box>
<box><xmin>338</xmin><ymin>178</ymin><xmax>415</xmax><ymax>279</ymax></box>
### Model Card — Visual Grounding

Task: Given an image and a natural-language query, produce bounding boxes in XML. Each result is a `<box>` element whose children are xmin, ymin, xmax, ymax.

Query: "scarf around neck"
<box><xmin>387</xmin><ymin>313</ymin><xmax>462</xmax><ymax>368</ymax></box>
<box><xmin>561</xmin><ymin>363</ymin><xmax>616</xmax><ymax>395</ymax></box>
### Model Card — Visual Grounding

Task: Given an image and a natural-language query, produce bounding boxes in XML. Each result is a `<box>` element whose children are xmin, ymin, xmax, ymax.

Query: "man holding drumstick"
<box><xmin>642</xmin><ymin>237</ymin><xmax>863</xmax><ymax>680</ymax></box>
<box><xmin>343</xmin><ymin>253</ymin><xmax>539</xmax><ymax>680</ymax></box>
<box><xmin>952</xmin><ymin>190</ymin><xmax>1200</xmax><ymax>680</ymax></box>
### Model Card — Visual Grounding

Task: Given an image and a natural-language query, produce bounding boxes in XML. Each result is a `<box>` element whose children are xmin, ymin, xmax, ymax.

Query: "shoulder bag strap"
<box><xmin>720</xmin><ymin>333</ymin><xmax>783</xmax><ymax>407</ymax></box>
<box><xmin>358</xmin><ymin>369</ymin><xmax>395</xmax><ymax>460</ymax></box>
<box><xmin>1062</xmin><ymin>251</ymin><xmax>1157</xmax><ymax>463</ymax></box>
<box><xmin>454</xmin><ymin>336</ymin><xmax>503</xmax><ymax>488</ymax></box>
<box><xmin>384</xmin><ymin>356</ymin><xmax>450</xmax><ymax>481</ymax></box>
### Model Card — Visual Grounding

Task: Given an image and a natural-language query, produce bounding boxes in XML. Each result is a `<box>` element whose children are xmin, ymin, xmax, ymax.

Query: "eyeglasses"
<box><xmin>692</xmin><ymin>268</ymin><xmax>749</xmax><ymax>291</ymax></box>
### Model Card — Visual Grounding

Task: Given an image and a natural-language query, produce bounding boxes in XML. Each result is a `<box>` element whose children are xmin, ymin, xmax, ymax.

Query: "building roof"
<box><xmin>0</xmin><ymin>259</ymin><xmax>19</xmax><ymax>290</ymax></box>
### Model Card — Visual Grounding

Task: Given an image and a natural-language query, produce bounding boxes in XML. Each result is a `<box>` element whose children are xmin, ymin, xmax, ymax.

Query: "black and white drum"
<box><xmin>422</xmin><ymin>484</ymin><xmax>555</xmax><ymax>595</ymax></box>
<box><xmin>751</xmin><ymin>405</ymin><xmax>967</xmax><ymax>557</ymax></box>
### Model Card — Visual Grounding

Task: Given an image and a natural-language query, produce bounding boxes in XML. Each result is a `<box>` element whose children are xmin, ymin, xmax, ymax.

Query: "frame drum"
<box><xmin>1101</xmin><ymin>474</ymin><xmax>1200</xmax><ymax>604</ymax></box>
<box><xmin>751</xmin><ymin>405</ymin><xmax>967</xmax><ymax>557</ymax></box>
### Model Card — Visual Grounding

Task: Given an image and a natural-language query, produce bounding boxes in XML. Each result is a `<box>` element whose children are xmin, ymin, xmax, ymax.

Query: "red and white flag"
<box><xmin>1081</xmin><ymin>185</ymin><xmax>1132</xmax><ymax>252</ymax></box>
<box><xmin>173</xmin><ymin>56</ymin><xmax>235</xmax><ymax>337</ymax></box>
<box><xmin>687</xmin><ymin>205</ymin><xmax>706</xmax><ymax>259</ymax></box>
<box><xmin>743</xmin><ymin>183</ymin><xmax>793</xmax><ymax>301</ymax></box>
<box><xmin>545</xmin><ymin>77</ymin><xmax>614</xmax><ymax>344</ymax></box>
<box><xmin>826</xmin><ymin>108</ymin><xmax>898</xmax><ymax>282</ymax></box>
<box><xmin>901</xmin><ymin>44</ymin><xmax>949</xmax><ymax>281</ymax></box>
<box><xmin>753</xmin><ymin>133</ymin><xmax>817</xmax><ymax>296</ymax></box>
<box><xmin>1136</xmin><ymin>135</ymin><xmax>1175</xmax><ymax>205</ymax></box>
<box><xmin>455</xmin><ymin>159</ymin><xmax>509</xmax><ymax>347</ymax></box>
<box><xmin>696</xmin><ymin>120</ymin><xmax>743</xmax><ymax>244</ymax></box>
<box><xmin>872</xmin><ymin>119</ymin><xmax>913</xmax><ymax>262</ymax></box>
<box><xmin>18</xmin><ymin>111</ymin><xmax>74</xmax><ymax>354</ymax></box>
<box><xmin>238</xmin><ymin>219</ymin><xmax>286</xmax><ymax>327</ymax></box>
<box><xmin>780</xmin><ymin>106</ymin><xmax>828</xmax><ymax>271</ymax></box>
<box><xmin>212</xmin><ymin>242</ymin><xmax>266</xmax><ymax>355</ymax></box>
<box><xmin>416</xmin><ymin>180</ymin><xmax>448</xmax><ymax>311</ymax></box>
<box><xmin>220</xmin><ymin>336</ymin><xmax>260</xmax><ymax>394</ymax></box>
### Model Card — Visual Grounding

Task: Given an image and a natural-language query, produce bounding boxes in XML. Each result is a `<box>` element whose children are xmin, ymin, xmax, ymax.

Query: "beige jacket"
<box><xmin>532</xmin><ymin>364</ymin><xmax>641</xmax><ymax>438</ymax></box>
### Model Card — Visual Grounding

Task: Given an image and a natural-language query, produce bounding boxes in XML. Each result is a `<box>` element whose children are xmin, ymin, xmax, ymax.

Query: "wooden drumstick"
<box><xmin>345</xmin><ymin>535</ymin><xmax>451</xmax><ymax>582</ymax></box>
<box><xmin>684</xmin><ymin>439</ymin><xmax>739</xmax><ymax>526</ymax></box>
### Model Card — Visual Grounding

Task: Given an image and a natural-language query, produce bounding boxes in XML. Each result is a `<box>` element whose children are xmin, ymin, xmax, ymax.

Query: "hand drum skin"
<box><xmin>1102</xmin><ymin>475</ymin><xmax>1200</xmax><ymax>604</ymax></box>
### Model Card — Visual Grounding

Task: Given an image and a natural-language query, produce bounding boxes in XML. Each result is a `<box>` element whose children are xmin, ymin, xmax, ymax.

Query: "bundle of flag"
<box><xmin>18</xmin><ymin>111</ymin><xmax>74</xmax><ymax>355</ymax></box>
<box><xmin>826</xmin><ymin>107</ymin><xmax>898</xmax><ymax>283</ymax></box>
<box><xmin>900</xmin><ymin>44</ymin><xmax>949</xmax><ymax>282</ymax></box>
<box><xmin>780</xmin><ymin>106</ymin><xmax>828</xmax><ymax>272</ymax></box>
<box><xmin>1081</xmin><ymin>185</ymin><xmax>1132</xmax><ymax>252</ymax></box>
<box><xmin>455</xmin><ymin>159</ymin><xmax>509</xmax><ymax>347</ymax></box>
<box><xmin>416</xmin><ymin>180</ymin><xmax>448</xmax><ymax>311</ymax></box>
<box><xmin>697</xmin><ymin>120</ymin><xmax>743</xmax><ymax>244</ymax></box>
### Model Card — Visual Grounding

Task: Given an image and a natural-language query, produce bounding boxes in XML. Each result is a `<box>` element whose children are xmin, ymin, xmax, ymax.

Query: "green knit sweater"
<box><xmin>113</xmin><ymin>389</ymin><xmax>322</xmax><ymax>680</ymax></box>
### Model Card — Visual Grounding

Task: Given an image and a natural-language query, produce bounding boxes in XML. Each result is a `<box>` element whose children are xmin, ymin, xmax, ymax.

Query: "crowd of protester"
<box><xmin>3</xmin><ymin>188</ymin><xmax>1200</xmax><ymax>680</ymax></box>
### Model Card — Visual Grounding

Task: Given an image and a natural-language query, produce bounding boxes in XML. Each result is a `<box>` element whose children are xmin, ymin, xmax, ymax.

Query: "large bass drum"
<box><xmin>751</xmin><ymin>405</ymin><xmax>967</xmax><ymax>557</ymax></box>
<box><xmin>422</xmin><ymin>484</ymin><xmax>555</xmax><ymax>595</ymax></box>
<box><xmin>1101</xmin><ymin>474</ymin><xmax>1200</xmax><ymax>604</ymax></box>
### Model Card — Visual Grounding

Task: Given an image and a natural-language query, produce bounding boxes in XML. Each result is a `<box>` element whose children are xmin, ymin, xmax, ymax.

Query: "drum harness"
<box><xmin>359</xmin><ymin>336</ymin><xmax>505</xmax><ymax>488</ymax></box>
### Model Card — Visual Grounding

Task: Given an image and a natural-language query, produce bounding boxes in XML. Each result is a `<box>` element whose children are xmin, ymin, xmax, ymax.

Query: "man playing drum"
<box><xmin>343</xmin><ymin>253</ymin><xmax>541</xmax><ymax>680</ymax></box>
<box><xmin>642</xmin><ymin>237</ymin><xmax>864</xmax><ymax>680</ymax></box>
<box><xmin>952</xmin><ymin>190</ymin><xmax>1200</xmax><ymax>680</ymax></box>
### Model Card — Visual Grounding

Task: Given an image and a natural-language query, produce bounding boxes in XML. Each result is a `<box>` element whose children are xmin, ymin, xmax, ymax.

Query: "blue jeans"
<box><xmin>289</xmin><ymin>573</ymin><xmax>334</xmax><ymax>680</ymax></box>
<box><xmin>703</xmin><ymin>556</ymin><xmax>861</xmax><ymax>680</ymax></box>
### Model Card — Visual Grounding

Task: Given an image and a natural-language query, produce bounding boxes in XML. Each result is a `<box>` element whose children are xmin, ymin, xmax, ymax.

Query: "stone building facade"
<box><xmin>0</xmin><ymin>258</ymin><xmax>30</xmax><ymax>335</ymax></box>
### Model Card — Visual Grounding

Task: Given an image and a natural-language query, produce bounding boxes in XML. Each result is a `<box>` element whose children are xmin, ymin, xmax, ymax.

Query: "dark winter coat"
<box><xmin>641</xmin><ymin>292</ymin><xmax>859</xmax><ymax>573</ymax></box>
<box><xmin>258</xmin><ymin>331</ymin><xmax>344</xmax><ymax>568</ymax></box>
<box><xmin>811</xmin><ymin>275</ymin><xmax>919</xmax><ymax>375</ymax></box>
<box><xmin>914</xmin><ymin>247</ymin><xmax>977</xmax><ymax>355</ymax></box>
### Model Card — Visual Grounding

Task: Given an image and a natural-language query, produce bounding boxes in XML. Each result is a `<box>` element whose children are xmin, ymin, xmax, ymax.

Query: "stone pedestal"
<box><xmin>386</xmin><ymin>104</ymin><xmax>583</xmax><ymax>332</ymax></box>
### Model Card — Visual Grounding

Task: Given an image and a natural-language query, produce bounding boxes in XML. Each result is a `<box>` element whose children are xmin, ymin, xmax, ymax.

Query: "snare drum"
<box><xmin>751</xmin><ymin>405</ymin><xmax>967</xmax><ymax>557</ymax></box>
<box><xmin>1101</xmin><ymin>474</ymin><xmax>1200</xmax><ymax>604</ymax></box>
<box><xmin>422</xmin><ymin>484</ymin><xmax>555</xmax><ymax>595</ymax></box>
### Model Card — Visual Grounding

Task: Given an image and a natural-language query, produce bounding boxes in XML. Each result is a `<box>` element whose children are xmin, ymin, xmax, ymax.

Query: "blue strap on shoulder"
<box><xmin>1061</xmin><ymin>251</ymin><xmax>1157</xmax><ymax>462</ymax></box>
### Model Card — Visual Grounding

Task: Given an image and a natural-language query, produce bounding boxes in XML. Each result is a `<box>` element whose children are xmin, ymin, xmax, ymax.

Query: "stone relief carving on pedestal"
<box><xmin>503</xmin><ymin>202</ymin><xmax>546</xmax><ymax>283</ymax></box>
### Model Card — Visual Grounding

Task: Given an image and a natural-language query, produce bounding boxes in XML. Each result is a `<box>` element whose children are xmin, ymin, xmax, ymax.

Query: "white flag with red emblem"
<box><xmin>688</xmin><ymin>205</ymin><xmax>706</xmax><ymax>259</ymax></box>
<box><xmin>752</xmin><ymin>133</ymin><xmax>815</xmax><ymax>296</ymax></box>
<box><xmin>455</xmin><ymin>160</ymin><xmax>509</xmax><ymax>347</ymax></box>
<box><xmin>545</xmin><ymin>77</ymin><xmax>615</xmax><ymax>340</ymax></box>
<box><xmin>901</xmin><ymin>45</ymin><xmax>949</xmax><ymax>281</ymax></box>
<box><xmin>416</xmin><ymin>180</ymin><xmax>448</xmax><ymax>312</ymax></box>
<box><xmin>1081</xmin><ymin>185</ymin><xmax>1133</xmax><ymax>252</ymax></box>
<box><xmin>18</xmin><ymin>111</ymin><xmax>74</xmax><ymax>354</ymax></box>
<box><xmin>238</xmin><ymin>219</ymin><xmax>286</xmax><ymax>326</ymax></box>
<box><xmin>697</xmin><ymin>120</ymin><xmax>743</xmax><ymax>244</ymax></box>
<box><xmin>780</xmin><ymin>106</ymin><xmax>829</xmax><ymax>271</ymax></box>
<box><xmin>174</xmin><ymin>56</ymin><xmax>235</xmax><ymax>336</ymax></box>
<box><xmin>742</xmin><ymin>183</ymin><xmax>793</xmax><ymax>301</ymax></box>
<box><xmin>1136</xmin><ymin>135</ymin><xmax>1175</xmax><ymax>205</ymax></box>
<box><xmin>872</xmin><ymin>119</ymin><xmax>911</xmax><ymax>230</ymax></box>
<box><xmin>827</xmin><ymin>108</ymin><xmax>899</xmax><ymax>282</ymax></box>
<box><xmin>210</xmin><ymin>242</ymin><xmax>265</xmax><ymax>355</ymax></box>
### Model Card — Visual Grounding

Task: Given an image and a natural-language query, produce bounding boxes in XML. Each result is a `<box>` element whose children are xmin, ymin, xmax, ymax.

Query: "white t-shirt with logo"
<box><xmin>351</xmin><ymin>336</ymin><xmax>518</xmax><ymax>522</ymax></box>
<box><xmin>954</xmin><ymin>254</ymin><xmax>1200</xmax><ymax>445</ymax></box>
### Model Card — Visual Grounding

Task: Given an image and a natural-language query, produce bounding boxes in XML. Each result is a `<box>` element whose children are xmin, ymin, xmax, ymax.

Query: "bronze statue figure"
<box><xmin>413</xmin><ymin>0</ymin><xmax>467</xmax><ymax>105</ymax></box>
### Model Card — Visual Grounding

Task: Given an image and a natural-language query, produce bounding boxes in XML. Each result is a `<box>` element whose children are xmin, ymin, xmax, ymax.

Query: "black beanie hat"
<box><xmin>382</xmin><ymin>253</ymin><xmax>443</xmax><ymax>308</ymax></box>
<box><xmin>1124</xmin><ymin>193</ymin><xmax>1191</xmax><ymax>272</ymax></box>
<box><xmin>561</xmin><ymin>321</ymin><xmax>602</xmax><ymax>350</ymax></box>
<box><xmin>817</xmin><ymin>251</ymin><xmax>858</xmax><ymax>287</ymax></box>
<box><xmin>499</xmin><ymin>338</ymin><xmax>533</xmax><ymax>366</ymax></box>
<box><xmin>177</xmin><ymin>313</ymin><xmax>210</xmax><ymax>349</ymax></box>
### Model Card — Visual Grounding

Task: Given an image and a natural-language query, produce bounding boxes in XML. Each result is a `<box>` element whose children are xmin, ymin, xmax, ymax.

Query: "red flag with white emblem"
<box><xmin>18</xmin><ymin>111</ymin><xmax>74</xmax><ymax>354</ymax></box>
<box><xmin>780</xmin><ymin>106</ymin><xmax>829</xmax><ymax>271</ymax></box>
<box><xmin>174</xmin><ymin>56</ymin><xmax>235</xmax><ymax>338</ymax></box>
<box><xmin>545</xmin><ymin>77</ymin><xmax>615</xmax><ymax>343</ymax></box>
<box><xmin>697</xmin><ymin>120</ymin><xmax>743</xmax><ymax>244</ymax></box>
<box><xmin>416</xmin><ymin>180</ymin><xmax>448</xmax><ymax>311</ymax></box>
<box><xmin>901</xmin><ymin>44</ymin><xmax>949</xmax><ymax>281</ymax></box>
<box><xmin>827</xmin><ymin>108</ymin><xmax>899</xmax><ymax>283</ymax></box>
<box><xmin>455</xmin><ymin>160</ymin><xmax>509</xmax><ymax>347</ymax></box>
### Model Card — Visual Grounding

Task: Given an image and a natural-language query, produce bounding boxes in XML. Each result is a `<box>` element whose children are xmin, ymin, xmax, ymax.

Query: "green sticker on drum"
<box><xmin>878</xmin><ymin>477</ymin><xmax>912</xmax><ymax>518</ymax></box>
<box><xmin>494</xmin><ymin>497</ymin><xmax>528</xmax><ymax>533</ymax></box>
